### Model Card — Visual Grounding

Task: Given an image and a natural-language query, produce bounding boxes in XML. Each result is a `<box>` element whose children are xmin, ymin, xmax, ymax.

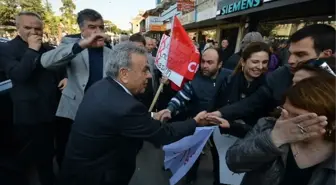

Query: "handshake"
<box><xmin>153</xmin><ymin>109</ymin><xmax>229</xmax><ymax>128</ymax></box>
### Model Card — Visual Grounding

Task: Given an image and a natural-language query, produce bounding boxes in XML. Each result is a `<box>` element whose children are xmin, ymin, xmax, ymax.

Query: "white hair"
<box><xmin>15</xmin><ymin>11</ymin><xmax>42</xmax><ymax>27</ymax></box>
<box><xmin>105</xmin><ymin>41</ymin><xmax>147</xmax><ymax>78</ymax></box>
<box><xmin>119</xmin><ymin>35</ymin><xmax>129</xmax><ymax>43</ymax></box>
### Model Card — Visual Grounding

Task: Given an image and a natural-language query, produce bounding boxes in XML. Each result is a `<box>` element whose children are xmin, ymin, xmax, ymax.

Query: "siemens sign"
<box><xmin>217</xmin><ymin>0</ymin><xmax>263</xmax><ymax>16</ymax></box>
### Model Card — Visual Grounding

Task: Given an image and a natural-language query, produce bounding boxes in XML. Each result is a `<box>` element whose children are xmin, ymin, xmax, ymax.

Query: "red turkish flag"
<box><xmin>167</xmin><ymin>16</ymin><xmax>200</xmax><ymax>81</ymax></box>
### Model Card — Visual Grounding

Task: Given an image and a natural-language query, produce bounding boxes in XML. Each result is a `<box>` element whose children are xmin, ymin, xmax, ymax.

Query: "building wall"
<box><xmin>131</xmin><ymin>17</ymin><xmax>143</xmax><ymax>33</ymax></box>
<box><xmin>196</xmin><ymin>0</ymin><xmax>217</xmax><ymax>22</ymax></box>
<box><xmin>196</xmin><ymin>0</ymin><xmax>216</xmax><ymax>13</ymax></box>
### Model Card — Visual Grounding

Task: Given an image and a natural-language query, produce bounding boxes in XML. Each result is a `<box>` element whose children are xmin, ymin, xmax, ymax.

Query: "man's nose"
<box><xmin>288</xmin><ymin>54</ymin><xmax>296</xmax><ymax>64</ymax></box>
<box><xmin>31</xmin><ymin>29</ymin><xmax>37</xmax><ymax>35</ymax></box>
<box><xmin>147</xmin><ymin>72</ymin><xmax>152</xmax><ymax>79</ymax></box>
<box><xmin>94</xmin><ymin>27</ymin><xmax>103</xmax><ymax>33</ymax></box>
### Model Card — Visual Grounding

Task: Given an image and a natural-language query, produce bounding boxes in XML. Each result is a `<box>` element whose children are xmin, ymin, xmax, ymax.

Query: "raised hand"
<box><xmin>79</xmin><ymin>33</ymin><xmax>110</xmax><ymax>48</ymax></box>
<box><xmin>270</xmin><ymin>109</ymin><xmax>327</xmax><ymax>147</ymax></box>
<box><xmin>160</xmin><ymin>76</ymin><xmax>169</xmax><ymax>85</ymax></box>
<box><xmin>28</xmin><ymin>34</ymin><xmax>42</xmax><ymax>51</ymax></box>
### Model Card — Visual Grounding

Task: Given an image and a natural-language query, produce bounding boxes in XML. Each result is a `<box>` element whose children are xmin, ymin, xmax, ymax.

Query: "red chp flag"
<box><xmin>168</xmin><ymin>16</ymin><xmax>200</xmax><ymax>91</ymax></box>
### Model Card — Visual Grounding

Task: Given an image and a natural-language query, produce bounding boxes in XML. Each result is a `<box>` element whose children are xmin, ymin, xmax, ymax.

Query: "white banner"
<box><xmin>163</xmin><ymin>127</ymin><xmax>215</xmax><ymax>185</ymax></box>
<box><xmin>155</xmin><ymin>34</ymin><xmax>184</xmax><ymax>86</ymax></box>
<box><xmin>213</xmin><ymin>127</ymin><xmax>245</xmax><ymax>185</ymax></box>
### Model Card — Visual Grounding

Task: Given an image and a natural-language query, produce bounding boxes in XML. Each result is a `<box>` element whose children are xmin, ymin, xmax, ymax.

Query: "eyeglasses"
<box><xmin>302</xmin><ymin>58</ymin><xmax>336</xmax><ymax>77</ymax></box>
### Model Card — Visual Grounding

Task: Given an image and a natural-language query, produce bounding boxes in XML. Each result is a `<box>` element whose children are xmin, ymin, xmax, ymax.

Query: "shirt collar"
<box><xmin>113</xmin><ymin>79</ymin><xmax>132</xmax><ymax>96</ymax></box>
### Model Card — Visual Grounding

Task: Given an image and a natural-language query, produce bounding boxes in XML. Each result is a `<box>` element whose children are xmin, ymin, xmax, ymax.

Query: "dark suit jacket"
<box><xmin>0</xmin><ymin>36</ymin><xmax>65</xmax><ymax>125</ymax></box>
<box><xmin>59</xmin><ymin>77</ymin><xmax>197</xmax><ymax>185</ymax></box>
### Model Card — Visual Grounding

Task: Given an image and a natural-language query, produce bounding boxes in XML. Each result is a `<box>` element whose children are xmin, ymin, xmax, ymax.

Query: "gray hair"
<box><xmin>105</xmin><ymin>41</ymin><xmax>148</xmax><ymax>78</ymax></box>
<box><xmin>77</xmin><ymin>9</ymin><xmax>103</xmax><ymax>28</ymax></box>
<box><xmin>16</xmin><ymin>11</ymin><xmax>42</xmax><ymax>27</ymax></box>
<box><xmin>119</xmin><ymin>34</ymin><xmax>129</xmax><ymax>43</ymax></box>
<box><xmin>145</xmin><ymin>36</ymin><xmax>153</xmax><ymax>43</ymax></box>
<box><xmin>240</xmin><ymin>32</ymin><xmax>264</xmax><ymax>51</ymax></box>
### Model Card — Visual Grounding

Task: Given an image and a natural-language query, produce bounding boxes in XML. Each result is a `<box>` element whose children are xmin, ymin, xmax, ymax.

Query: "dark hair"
<box><xmin>271</xmin><ymin>43</ymin><xmax>278</xmax><ymax>53</ymax></box>
<box><xmin>129</xmin><ymin>33</ymin><xmax>146</xmax><ymax>46</ymax></box>
<box><xmin>289</xmin><ymin>24</ymin><xmax>335</xmax><ymax>55</ymax></box>
<box><xmin>286</xmin><ymin>76</ymin><xmax>335</xmax><ymax>142</ymax></box>
<box><xmin>295</xmin><ymin>57</ymin><xmax>336</xmax><ymax>77</ymax></box>
<box><xmin>77</xmin><ymin>9</ymin><xmax>103</xmax><ymax>28</ymax></box>
<box><xmin>233</xmin><ymin>42</ymin><xmax>271</xmax><ymax>74</ymax></box>
<box><xmin>202</xmin><ymin>47</ymin><xmax>222</xmax><ymax>65</ymax></box>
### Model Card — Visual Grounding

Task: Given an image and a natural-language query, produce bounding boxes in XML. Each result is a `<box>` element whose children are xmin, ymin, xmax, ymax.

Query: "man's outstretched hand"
<box><xmin>194</xmin><ymin>111</ymin><xmax>229</xmax><ymax>128</ymax></box>
<box><xmin>153</xmin><ymin>109</ymin><xmax>172</xmax><ymax>122</ymax></box>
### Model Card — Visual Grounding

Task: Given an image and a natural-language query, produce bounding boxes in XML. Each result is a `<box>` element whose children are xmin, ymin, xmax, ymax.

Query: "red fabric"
<box><xmin>170</xmin><ymin>78</ymin><xmax>188</xmax><ymax>91</ymax></box>
<box><xmin>167</xmin><ymin>16</ymin><xmax>200</xmax><ymax>81</ymax></box>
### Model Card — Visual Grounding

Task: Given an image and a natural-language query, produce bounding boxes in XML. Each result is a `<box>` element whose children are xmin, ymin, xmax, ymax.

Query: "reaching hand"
<box><xmin>58</xmin><ymin>78</ymin><xmax>68</xmax><ymax>90</ymax></box>
<box><xmin>270</xmin><ymin>109</ymin><xmax>327</xmax><ymax>147</ymax></box>
<box><xmin>194</xmin><ymin>111</ymin><xmax>230</xmax><ymax>128</ymax></box>
<box><xmin>159</xmin><ymin>109</ymin><xmax>172</xmax><ymax>122</ymax></box>
<box><xmin>153</xmin><ymin>109</ymin><xmax>171</xmax><ymax>122</ymax></box>
<box><xmin>160</xmin><ymin>76</ymin><xmax>169</xmax><ymax>85</ymax></box>
<box><xmin>79</xmin><ymin>33</ymin><xmax>109</xmax><ymax>48</ymax></box>
<box><xmin>206</xmin><ymin>111</ymin><xmax>222</xmax><ymax>118</ymax></box>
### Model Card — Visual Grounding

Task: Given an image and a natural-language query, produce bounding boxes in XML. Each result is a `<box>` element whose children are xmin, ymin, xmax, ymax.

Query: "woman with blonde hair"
<box><xmin>226</xmin><ymin>75</ymin><xmax>335</xmax><ymax>185</ymax></box>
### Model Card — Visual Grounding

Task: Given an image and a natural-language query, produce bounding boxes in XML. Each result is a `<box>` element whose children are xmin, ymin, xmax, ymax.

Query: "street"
<box><xmin>27</xmin><ymin>141</ymin><xmax>213</xmax><ymax>185</ymax></box>
<box><xmin>129</xmin><ymin>142</ymin><xmax>214</xmax><ymax>185</ymax></box>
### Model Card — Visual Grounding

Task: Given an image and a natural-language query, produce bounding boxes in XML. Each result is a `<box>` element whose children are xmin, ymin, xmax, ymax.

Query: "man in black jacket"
<box><xmin>0</xmin><ymin>11</ymin><xmax>65</xmax><ymax>185</ymax></box>
<box><xmin>209</xmin><ymin>24</ymin><xmax>335</xmax><ymax>122</ymax></box>
<box><xmin>159</xmin><ymin>48</ymin><xmax>232</xmax><ymax>185</ymax></box>
<box><xmin>58</xmin><ymin>42</ymin><xmax>229</xmax><ymax>185</ymax></box>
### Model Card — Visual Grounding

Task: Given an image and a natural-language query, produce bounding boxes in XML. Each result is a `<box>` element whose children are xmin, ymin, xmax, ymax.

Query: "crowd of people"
<box><xmin>0</xmin><ymin>7</ymin><xmax>335</xmax><ymax>185</ymax></box>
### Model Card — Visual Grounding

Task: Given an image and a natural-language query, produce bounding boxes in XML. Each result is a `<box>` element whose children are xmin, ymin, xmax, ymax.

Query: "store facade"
<box><xmin>160</xmin><ymin>3</ymin><xmax>182</xmax><ymax>31</ymax></box>
<box><xmin>215</xmin><ymin>0</ymin><xmax>335</xmax><ymax>48</ymax></box>
<box><xmin>179</xmin><ymin>0</ymin><xmax>335</xmax><ymax>52</ymax></box>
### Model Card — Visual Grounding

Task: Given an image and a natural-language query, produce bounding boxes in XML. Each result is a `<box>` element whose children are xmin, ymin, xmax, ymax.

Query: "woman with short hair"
<box><xmin>226</xmin><ymin>75</ymin><xmax>335</xmax><ymax>185</ymax></box>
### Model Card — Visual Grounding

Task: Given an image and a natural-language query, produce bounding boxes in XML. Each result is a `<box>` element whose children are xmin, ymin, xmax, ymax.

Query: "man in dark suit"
<box><xmin>58</xmin><ymin>42</ymin><xmax>229</xmax><ymax>185</ymax></box>
<box><xmin>0</xmin><ymin>11</ymin><xmax>65</xmax><ymax>185</ymax></box>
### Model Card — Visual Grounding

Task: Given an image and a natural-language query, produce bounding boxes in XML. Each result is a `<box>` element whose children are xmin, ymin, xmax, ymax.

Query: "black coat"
<box><xmin>219</xmin><ymin>48</ymin><xmax>232</xmax><ymax>64</ymax></box>
<box><xmin>217</xmin><ymin>66</ymin><xmax>293</xmax><ymax>122</ymax></box>
<box><xmin>0</xmin><ymin>36</ymin><xmax>64</xmax><ymax>125</ymax></box>
<box><xmin>58</xmin><ymin>77</ymin><xmax>196</xmax><ymax>185</ymax></box>
<box><xmin>222</xmin><ymin>52</ymin><xmax>241</xmax><ymax>70</ymax></box>
<box><xmin>210</xmin><ymin>72</ymin><xmax>269</xmax><ymax>138</ymax></box>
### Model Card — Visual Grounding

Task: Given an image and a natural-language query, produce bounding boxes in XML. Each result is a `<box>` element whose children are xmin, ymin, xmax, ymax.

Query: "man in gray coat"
<box><xmin>40</xmin><ymin>9</ymin><xmax>112</xmax><ymax>166</ymax></box>
<box><xmin>41</xmin><ymin>8</ymin><xmax>112</xmax><ymax>120</ymax></box>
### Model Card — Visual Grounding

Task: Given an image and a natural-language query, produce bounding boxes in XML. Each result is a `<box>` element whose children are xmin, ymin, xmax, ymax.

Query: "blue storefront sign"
<box><xmin>217</xmin><ymin>0</ymin><xmax>263</xmax><ymax>16</ymax></box>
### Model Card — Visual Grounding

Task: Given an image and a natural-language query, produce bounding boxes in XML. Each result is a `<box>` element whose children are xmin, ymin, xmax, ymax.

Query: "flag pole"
<box><xmin>148</xmin><ymin>16</ymin><xmax>176</xmax><ymax>112</ymax></box>
<box><xmin>148</xmin><ymin>82</ymin><xmax>164</xmax><ymax>112</ymax></box>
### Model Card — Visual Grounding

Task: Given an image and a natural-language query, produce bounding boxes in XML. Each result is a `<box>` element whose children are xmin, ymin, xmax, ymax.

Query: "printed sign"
<box><xmin>216</xmin><ymin>0</ymin><xmax>263</xmax><ymax>16</ymax></box>
<box><xmin>213</xmin><ymin>127</ymin><xmax>245</xmax><ymax>185</ymax></box>
<box><xmin>155</xmin><ymin>34</ymin><xmax>184</xmax><ymax>86</ymax></box>
<box><xmin>163</xmin><ymin>127</ymin><xmax>215</xmax><ymax>185</ymax></box>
